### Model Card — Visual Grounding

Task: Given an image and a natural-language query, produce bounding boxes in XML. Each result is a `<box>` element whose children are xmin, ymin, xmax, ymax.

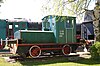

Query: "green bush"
<box><xmin>90</xmin><ymin>42</ymin><xmax>100</xmax><ymax>59</ymax></box>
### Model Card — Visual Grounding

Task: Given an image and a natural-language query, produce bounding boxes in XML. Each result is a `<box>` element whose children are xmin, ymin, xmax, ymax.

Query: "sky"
<box><xmin>88</xmin><ymin>0</ymin><xmax>95</xmax><ymax>10</ymax></box>
<box><xmin>0</xmin><ymin>0</ymin><xmax>44</xmax><ymax>22</ymax></box>
<box><xmin>0</xmin><ymin>0</ymin><xmax>96</xmax><ymax>22</ymax></box>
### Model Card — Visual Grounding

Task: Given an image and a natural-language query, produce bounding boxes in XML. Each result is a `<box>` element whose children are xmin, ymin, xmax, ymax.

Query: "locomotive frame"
<box><xmin>8</xmin><ymin>39</ymin><xmax>71</xmax><ymax>58</ymax></box>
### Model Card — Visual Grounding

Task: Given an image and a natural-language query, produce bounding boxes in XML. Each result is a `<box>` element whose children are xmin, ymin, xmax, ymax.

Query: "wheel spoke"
<box><xmin>29</xmin><ymin>46</ymin><xmax>41</xmax><ymax>58</ymax></box>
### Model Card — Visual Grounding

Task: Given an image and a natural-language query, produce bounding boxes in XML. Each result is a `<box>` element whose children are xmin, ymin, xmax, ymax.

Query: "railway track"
<box><xmin>0</xmin><ymin>51</ymin><xmax>90</xmax><ymax>63</ymax></box>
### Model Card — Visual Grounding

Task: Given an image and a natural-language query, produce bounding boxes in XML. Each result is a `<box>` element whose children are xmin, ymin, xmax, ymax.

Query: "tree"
<box><xmin>42</xmin><ymin>0</ymin><xmax>95</xmax><ymax>22</ymax></box>
<box><xmin>0</xmin><ymin>0</ymin><xmax>3</xmax><ymax>2</ymax></box>
<box><xmin>93</xmin><ymin>0</ymin><xmax>100</xmax><ymax>42</ymax></box>
<box><xmin>0</xmin><ymin>0</ymin><xmax>4</xmax><ymax>7</ymax></box>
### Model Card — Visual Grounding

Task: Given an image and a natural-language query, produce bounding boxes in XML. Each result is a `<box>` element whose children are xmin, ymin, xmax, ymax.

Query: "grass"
<box><xmin>0</xmin><ymin>58</ymin><xmax>22</xmax><ymax>66</ymax></box>
<box><xmin>0</xmin><ymin>55</ymin><xmax>100</xmax><ymax>66</ymax></box>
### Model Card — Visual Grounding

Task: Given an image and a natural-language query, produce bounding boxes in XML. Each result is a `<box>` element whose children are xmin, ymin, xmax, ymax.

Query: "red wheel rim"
<box><xmin>62</xmin><ymin>45</ymin><xmax>71</xmax><ymax>55</ymax></box>
<box><xmin>29</xmin><ymin>46</ymin><xmax>41</xmax><ymax>58</ymax></box>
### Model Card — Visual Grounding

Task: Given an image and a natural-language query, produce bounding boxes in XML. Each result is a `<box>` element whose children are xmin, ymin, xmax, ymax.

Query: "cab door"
<box><xmin>65</xmin><ymin>18</ymin><xmax>75</xmax><ymax>43</ymax></box>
